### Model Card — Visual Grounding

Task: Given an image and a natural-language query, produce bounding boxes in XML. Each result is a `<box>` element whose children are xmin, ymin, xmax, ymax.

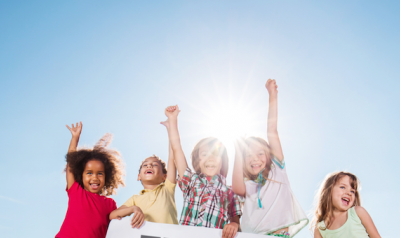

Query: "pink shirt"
<box><xmin>56</xmin><ymin>181</ymin><xmax>117</xmax><ymax>238</ymax></box>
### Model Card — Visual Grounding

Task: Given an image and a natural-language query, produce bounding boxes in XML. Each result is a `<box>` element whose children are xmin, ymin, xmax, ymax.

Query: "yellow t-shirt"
<box><xmin>123</xmin><ymin>179</ymin><xmax>178</xmax><ymax>225</ymax></box>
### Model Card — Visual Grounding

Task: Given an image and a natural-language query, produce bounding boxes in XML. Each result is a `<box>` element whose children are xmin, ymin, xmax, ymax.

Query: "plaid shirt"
<box><xmin>178</xmin><ymin>168</ymin><xmax>242</xmax><ymax>229</ymax></box>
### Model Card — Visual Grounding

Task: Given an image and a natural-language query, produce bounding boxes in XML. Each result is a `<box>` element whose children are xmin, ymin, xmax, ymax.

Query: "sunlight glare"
<box><xmin>202</xmin><ymin>105</ymin><xmax>253</xmax><ymax>145</ymax></box>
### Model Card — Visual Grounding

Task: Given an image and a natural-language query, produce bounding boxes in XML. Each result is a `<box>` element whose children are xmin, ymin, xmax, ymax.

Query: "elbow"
<box><xmin>232</xmin><ymin>186</ymin><xmax>245</xmax><ymax>197</ymax></box>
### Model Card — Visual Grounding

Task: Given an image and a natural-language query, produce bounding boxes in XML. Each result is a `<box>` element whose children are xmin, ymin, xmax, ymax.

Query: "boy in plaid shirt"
<box><xmin>164</xmin><ymin>105</ymin><xmax>242</xmax><ymax>238</ymax></box>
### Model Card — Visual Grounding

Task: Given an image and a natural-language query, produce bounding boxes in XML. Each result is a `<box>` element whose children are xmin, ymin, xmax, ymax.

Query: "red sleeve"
<box><xmin>66</xmin><ymin>181</ymin><xmax>80</xmax><ymax>196</ymax></box>
<box><xmin>108</xmin><ymin>198</ymin><xmax>117</xmax><ymax>215</ymax></box>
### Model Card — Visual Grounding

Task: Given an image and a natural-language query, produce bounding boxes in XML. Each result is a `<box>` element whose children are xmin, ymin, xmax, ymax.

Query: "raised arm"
<box><xmin>355</xmin><ymin>206</ymin><xmax>381</xmax><ymax>238</ymax></box>
<box><xmin>164</xmin><ymin>105</ymin><xmax>188</xmax><ymax>179</ymax></box>
<box><xmin>65</xmin><ymin>122</ymin><xmax>82</xmax><ymax>189</ymax></box>
<box><xmin>160</xmin><ymin>119</ymin><xmax>177</xmax><ymax>184</ymax></box>
<box><xmin>232</xmin><ymin>138</ymin><xmax>246</xmax><ymax>197</ymax></box>
<box><xmin>266</xmin><ymin>79</ymin><xmax>284</xmax><ymax>161</ymax></box>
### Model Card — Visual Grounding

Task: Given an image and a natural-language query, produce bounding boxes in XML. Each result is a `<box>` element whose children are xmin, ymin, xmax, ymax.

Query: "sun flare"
<box><xmin>201</xmin><ymin>104</ymin><xmax>262</xmax><ymax>146</ymax></box>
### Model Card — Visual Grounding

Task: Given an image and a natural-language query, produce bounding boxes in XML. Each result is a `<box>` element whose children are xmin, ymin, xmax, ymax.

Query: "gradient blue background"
<box><xmin>0</xmin><ymin>1</ymin><xmax>399</xmax><ymax>237</ymax></box>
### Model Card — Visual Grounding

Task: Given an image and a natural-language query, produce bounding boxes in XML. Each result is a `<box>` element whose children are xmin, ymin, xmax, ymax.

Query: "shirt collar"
<box><xmin>199</xmin><ymin>173</ymin><xmax>226</xmax><ymax>186</ymax></box>
<box><xmin>139</xmin><ymin>182</ymin><xmax>165</xmax><ymax>195</ymax></box>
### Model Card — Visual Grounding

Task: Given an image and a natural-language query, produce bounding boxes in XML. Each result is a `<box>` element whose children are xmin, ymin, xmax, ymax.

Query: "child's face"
<box><xmin>331</xmin><ymin>175</ymin><xmax>356</xmax><ymax>211</ymax></box>
<box><xmin>245</xmin><ymin>143</ymin><xmax>269</xmax><ymax>176</ymax></box>
<box><xmin>138</xmin><ymin>157</ymin><xmax>166</xmax><ymax>185</ymax></box>
<box><xmin>82</xmin><ymin>160</ymin><xmax>105</xmax><ymax>194</ymax></box>
<box><xmin>198</xmin><ymin>144</ymin><xmax>222</xmax><ymax>177</ymax></box>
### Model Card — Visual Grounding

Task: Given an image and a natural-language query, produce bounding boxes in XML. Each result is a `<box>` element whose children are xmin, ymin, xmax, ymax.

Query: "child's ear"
<box><xmin>163</xmin><ymin>173</ymin><xmax>167</xmax><ymax>181</ymax></box>
<box><xmin>137</xmin><ymin>174</ymin><xmax>141</xmax><ymax>181</ymax></box>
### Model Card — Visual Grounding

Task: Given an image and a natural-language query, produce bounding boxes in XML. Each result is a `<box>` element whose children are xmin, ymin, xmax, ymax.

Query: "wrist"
<box><xmin>168</xmin><ymin>117</ymin><xmax>178</xmax><ymax>121</ymax></box>
<box><xmin>269</xmin><ymin>93</ymin><xmax>277</xmax><ymax>99</ymax></box>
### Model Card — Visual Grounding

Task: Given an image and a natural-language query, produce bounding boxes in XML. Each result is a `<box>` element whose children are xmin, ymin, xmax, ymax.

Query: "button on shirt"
<box><xmin>178</xmin><ymin>168</ymin><xmax>242</xmax><ymax>229</ymax></box>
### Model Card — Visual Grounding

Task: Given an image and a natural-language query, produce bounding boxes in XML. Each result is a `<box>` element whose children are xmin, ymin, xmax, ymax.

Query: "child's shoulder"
<box><xmin>353</xmin><ymin>206</ymin><xmax>368</xmax><ymax>218</ymax></box>
<box><xmin>271</xmin><ymin>155</ymin><xmax>285</xmax><ymax>169</ymax></box>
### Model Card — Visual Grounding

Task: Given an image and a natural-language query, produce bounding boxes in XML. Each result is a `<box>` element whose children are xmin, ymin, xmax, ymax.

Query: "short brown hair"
<box><xmin>191</xmin><ymin>137</ymin><xmax>229</xmax><ymax>177</ymax></box>
<box><xmin>138</xmin><ymin>155</ymin><xmax>167</xmax><ymax>175</ymax></box>
<box><xmin>242</xmin><ymin>136</ymin><xmax>272</xmax><ymax>181</ymax></box>
<box><xmin>311</xmin><ymin>171</ymin><xmax>361</xmax><ymax>231</ymax></box>
<box><xmin>66</xmin><ymin>133</ymin><xmax>125</xmax><ymax>196</ymax></box>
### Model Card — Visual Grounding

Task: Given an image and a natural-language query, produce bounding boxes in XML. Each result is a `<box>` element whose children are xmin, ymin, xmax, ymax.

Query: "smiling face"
<box><xmin>82</xmin><ymin>160</ymin><xmax>106</xmax><ymax>194</ymax></box>
<box><xmin>138</xmin><ymin>157</ymin><xmax>167</xmax><ymax>185</ymax></box>
<box><xmin>331</xmin><ymin>175</ymin><xmax>356</xmax><ymax>211</ymax></box>
<box><xmin>198</xmin><ymin>144</ymin><xmax>223</xmax><ymax>177</ymax></box>
<box><xmin>244</xmin><ymin>143</ymin><xmax>271</xmax><ymax>176</ymax></box>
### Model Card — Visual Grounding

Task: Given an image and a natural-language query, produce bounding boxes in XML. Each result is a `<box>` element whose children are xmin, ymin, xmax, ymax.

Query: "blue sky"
<box><xmin>0</xmin><ymin>1</ymin><xmax>399</xmax><ymax>237</ymax></box>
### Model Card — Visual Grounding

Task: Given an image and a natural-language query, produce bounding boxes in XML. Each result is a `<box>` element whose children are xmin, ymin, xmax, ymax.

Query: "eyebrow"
<box><xmin>85</xmin><ymin>170</ymin><xmax>104</xmax><ymax>173</ymax></box>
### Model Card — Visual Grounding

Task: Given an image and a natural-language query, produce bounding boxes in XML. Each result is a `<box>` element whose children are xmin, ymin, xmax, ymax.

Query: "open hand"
<box><xmin>66</xmin><ymin>122</ymin><xmax>82</xmax><ymax>138</ymax></box>
<box><xmin>164</xmin><ymin>105</ymin><xmax>180</xmax><ymax>119</ymax></box>
<box><xmin>222</xmin><ymin>222</ymin><xmax>239</xmax><ymax>238</ymax></box>
<box><xmin>265</xmin><ymin>79</ymin><xmax>278</xmax><ymax>95</ymax></box>
<box><xmin>131</xmin><ymin>206</ymin><xmax>145</xmax><ymax>229</ymax></box>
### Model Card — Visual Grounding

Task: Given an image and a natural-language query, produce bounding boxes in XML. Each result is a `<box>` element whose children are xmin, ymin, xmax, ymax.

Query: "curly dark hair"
<box><xmin>138</xmin><ymin>155</ymin><xmax>167</xmax><ymax>174</ymax></box>
<box><xmin>66</xmin><ymin>133</ymin><xmax>125</xmax><ymax>196</ymax></box>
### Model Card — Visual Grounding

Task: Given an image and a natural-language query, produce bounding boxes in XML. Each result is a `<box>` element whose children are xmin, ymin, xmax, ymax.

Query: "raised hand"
<box><xmin>164</xmin><ymin>105</ymin><xmax>180</xmax><ymax>119</ymax></box>
<box><xmin>265</xmin><ymin>78</ymin><xmax>278</xmax><ymax>96</ymax></box>
<box><xmin>66</xmin><ymin>121</ymin><xmax>82</xmax><ymax>138</ymax></box>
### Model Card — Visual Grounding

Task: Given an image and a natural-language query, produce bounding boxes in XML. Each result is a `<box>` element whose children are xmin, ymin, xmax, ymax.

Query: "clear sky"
<box><xmin>0</xmin><ymin>1</ymin><xmax>399</xmax><ymax>237</ymax></box>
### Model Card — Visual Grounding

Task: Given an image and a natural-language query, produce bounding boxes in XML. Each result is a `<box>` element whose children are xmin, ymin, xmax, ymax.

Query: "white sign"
<box><xmin>106</xmin><ymin>216</ymin><xmax>272</xmax><ymax>238</ymax></box>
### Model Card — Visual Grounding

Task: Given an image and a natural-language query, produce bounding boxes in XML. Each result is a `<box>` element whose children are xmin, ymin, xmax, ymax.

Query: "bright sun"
<box><xmin>200</xmin><ymin>103</ymin><xmax>263</xmax><ymax>146</ymax></box>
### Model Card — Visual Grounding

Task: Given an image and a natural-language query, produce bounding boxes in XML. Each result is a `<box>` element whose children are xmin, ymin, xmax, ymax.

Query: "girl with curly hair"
<box><xmin>56</xmin><ymin>122</ymin><xmax>125</xmax><ymax>238</ymax></box>
<box><xmin>312</xmin><ymin>171</ymin><xmax>380</xmax><ymax>238</ymax></box>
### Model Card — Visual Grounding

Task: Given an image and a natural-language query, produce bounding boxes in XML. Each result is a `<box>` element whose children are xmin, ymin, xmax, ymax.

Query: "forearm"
<box><xmin>232</xmin><ymin>146</ymin><xmax>246</xmax><ymax>196</ymax></box>
<box><xmin>266</xmin><ymin>93</ymin><xmax>284</xmax><ymax>161</ymax></box>
<box><xmin>167</xmin><ymin>118</ymin><xmax>188</xmax><ymax>177</ymax></box>
<box><xmin>109</xmin><ymin>206</ymin><xmax>134</xmax><ymax>220</ymax></box>
<box><xmin>68</xmin><ymin>136</ymin><xmax>80</xmax><ymax>153</ymax></box>
<box><xmin>166</xmin><ymin>142</ymin><xmax>177</xmax><ymax>183</ymax></box>
<box><xmin>267</xmin><ymin>94</ymin><xmax>278</xmax><ymax>133</ymax></box>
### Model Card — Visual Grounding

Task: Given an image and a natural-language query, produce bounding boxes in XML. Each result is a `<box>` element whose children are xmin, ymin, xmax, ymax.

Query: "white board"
<box><xmin>106</xmin><ymin>216</ymin><xmax>272</xmax><ymax>238</ymax></box>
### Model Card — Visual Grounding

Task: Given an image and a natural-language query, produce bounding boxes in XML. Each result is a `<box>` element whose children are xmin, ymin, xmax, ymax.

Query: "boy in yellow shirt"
<box><xmin>109</xmin><ymin>120</ymin><xmax>178</xmax><ymax>227</ymax></box>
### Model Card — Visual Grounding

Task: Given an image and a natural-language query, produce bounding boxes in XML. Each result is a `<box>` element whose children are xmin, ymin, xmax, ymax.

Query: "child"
<box><xmin>232</xmin><ymin>79</ymin><xmax>308</xmax><ymax>237</ymax></box>
<box><xmin>312</xmin><ymin>171</ymin><xmax>381</xmax><ymax>238</ymax></box>
<box><xmin>109</xmin><ymin>119</ymin><xmax>178</xmax><ymax>227</ymax></box>
<box><xmin>164</xmin><ymin>105</ymin><xmax>242</xmax><ymax>238</ymax></box>
<box><xmin>56</xmin><ymin>122</ymin><xmax>125</xmax><ymax>238</ymax></box>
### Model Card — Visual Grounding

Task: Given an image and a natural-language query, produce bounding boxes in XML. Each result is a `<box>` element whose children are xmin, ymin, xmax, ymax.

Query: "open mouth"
<box><xmin>251</xmin><ymin>164</ymin><xmax>262</xmax><ymax>169</ymax></box>
<box><xmin>90</xmin><ymin>183</ymin><xmax>100</xmax><ymax>190</ymax></box>
<box><xmin>145</xmin><ymin>169</ymin><xmax>154</xmax><ymax>174</ymax></box>
<box><xmin>342</xmin><ymin>197</ymin><xmax>350</xmax><ymax>206</ymax></box>
<box><xmin>205</xmin><ymin>165</ymin><xmax>216</xmax><ymax>170</ymax></box>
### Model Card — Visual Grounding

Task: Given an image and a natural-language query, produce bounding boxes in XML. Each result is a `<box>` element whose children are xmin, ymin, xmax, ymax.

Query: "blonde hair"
<box><xmin>242</xmin><ymin>137</ymin><xmax>272</xmax><ymax>181</ymax></box>
<box><xmin>311</xmin><ymin>171</ymin><xmax>361</xmax><ymax>231</ymax></box>
<box><xmin>191</xmin><ymin>137</ymin><xmax>229</xmax><ymax>177</ymax></box>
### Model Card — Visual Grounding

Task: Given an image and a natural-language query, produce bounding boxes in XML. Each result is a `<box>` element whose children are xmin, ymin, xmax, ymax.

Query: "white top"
<box><xmin>240</xmin><ymin>158</ymin><xmax>308</xmax><ymax>237</ymax></box>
